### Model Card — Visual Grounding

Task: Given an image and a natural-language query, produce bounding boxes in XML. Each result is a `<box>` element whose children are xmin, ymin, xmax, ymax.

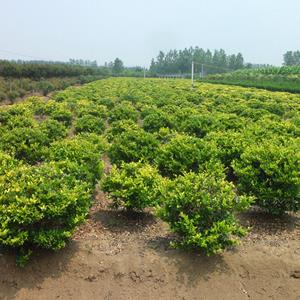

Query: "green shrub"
<box><xmin>49</xmin><ymin>107</ymin><xmax>72</xmax><ymax>126</ymax></box>
<box><xmin>46</xmin><ymin>136</ymin><xmax>104</xmax><ymax>185</ymax></box>
<box><xmin>105</xmin><ymin>119</ymin><xmax>139</xmax><ymax>142</ymax></box>
<box><xmin>97</xmin><ymin>98</ymin><xmax>114</xmax><ymax>109</ymax></box>
<box><xmin>40</xmin><ymin>119</ymin><xmax>68</xmax><ymax>141</ymax></box>
<box><xmin>180</xmin><ymin>114</ymin><xmax>217</xmax><ymax>138</ymax></box>
<box><xmin>76</xmin><ymin>102</ymin><xmax>107</xmax><ymax>119</ymax></box>
<box><xmin>37</xmin><ymin>81</ymin><xmax>55</xmax><ymax>96</ymax></box>
<box><xmin>0</xmin><ymin>161</ymin><xmax>92</xmax><ymax>266</ymax></box>
<box><xmin>0</xmin><ymin>91</ymin><xmax>6</xmax><ymax>101</ymax></box>
<box><xmin>7</xmin><ymin>91</ymin><xmax>19</xmax><ymax>103</ymax></box>
<box><xmin>155</xmin><ymin>134</ymin><xmax>219</xmax><ymax>177</ymax></box>
<box><xmin>0</xmin><ymin>127</ymin><xmax>48</xmax><ymax>163</ymax></box>
<box><xmin>0</xmin><ymin>151</ymin><xmax>20</xmax><ymax>175</ymax></box>
<box><xmin>5</xmin><ymin>115</ymin><xmax>36</xmax><ymax>129</ymax></box>
<box><xmin>232</xmin><ymin>140</ymin><xmax>300</xmax><ymax>215</ymax></box>
<box><xmin>143</xmin><ymin>111</ymin><xmax>173</xmax><ymax>133</ymax></box>
<box><xmin>102</xmin><ymin>162</ymin><xmax>163</xmax><ymax>210</ymax></box>
<box><xmin>205</xmin><ymin>131</ymin><xmax>248</xmax><ymax>170</ymax></box>
<box><xmin>157</xmin><ymin>170</ymin><xmax>252</xmax><ymax>254</ymax></box>
<box><xmin>75</xmin><ymin>115</ymin><xmax>105</xmax><ymax>134</ymax></box>
<box><xmin>108</xmin><ymin>128</ymin><xmax>159</xmax><ymax>165</ymax></box>
<box><xmin>108</xmin><ymin>101</ymin><xmax>138</xmax><ymax>123</ymax></box>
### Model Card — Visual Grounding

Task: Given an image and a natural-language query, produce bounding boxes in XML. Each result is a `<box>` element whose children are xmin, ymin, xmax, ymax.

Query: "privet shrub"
<box><xmin>74</xmin><ymin>115</ymin><xmax>105</xmax><ymax>134</ymax></box>
<box><xmin>232</xmin><ymin>140</ymin><xmax>300</xmax><ymax>215</ymax></box>
<box><xmin>0</xmin><ymin>127</ymin><xmax>48</xmax><ymax>163</ymax></box>
<box><xmin>108</xmin><ymin>101</ymin><xmax>138</xmax><ymax>123</ymax></box>
<box><xmin>96</xmin><ymin>98</ymin><xmax>114</xmax><ymax>110</ymax></box>
<box><xmin>157</xmin><ymin>170</ymin><xmax>252</xmax><ymax>254</ymax></box>
<box><xmin>0</xmin><ymin>161</ymin><xmax>92</xmax><ymax>266</ymax></box>
<box><xmin>155</xmin><ymin>134</ymin><xmax>219</xmax><ymax>177</ymax></box>
<box><xmin>5</xmin><ymin>115</ymin><xmax>35</xmax><ymax>129</ymax></box>
<box><xmin>108</xmin><ymin>128</ymin><xmax>159</xmax><ymax>165</ymax></box>
<box><xmin>105</xmin><ymin>119</ymin><xmax>139</xmax><ymax>142</ymax></box>
<box><xmin>0</xmin><ymin>151</ymin><xmax>20</xmax><ymax>175</ymax></box>
<box><xmin>40</xmin><ymin>119</ymin><xmax>68</xmax><ymax>141</ymax></box>
<box><xmin>102</xmin><ymin>162</ymin><xmax>163</xmax><ymax>210</ymax></box>
<box><xmin>180</xmin><ymin>114</ymin><xmax>217</xmax><ymax>138</ymax></box>
<box><xmin>46</xmin><ymin>136</ymin><xmax>104</xmax><ymax>185</ymax></box>
<box><xmin>204</xmin><ymin>131</ymin><xmax>248</xmax><ymax>170</ymax></box>
<box><xmin>143</xmin><ymin>111</ymin><xmax>174</xmax><ymax>133</ymax></box>
<box><xmin>76</xmin><ymin>102</ymin><xmax>107</xmax><ymax>119</ymax></box>
<box><xmin>49</xmin><ymin>107</ymin><xmax>72</xmax><ymax>126</ymax></box>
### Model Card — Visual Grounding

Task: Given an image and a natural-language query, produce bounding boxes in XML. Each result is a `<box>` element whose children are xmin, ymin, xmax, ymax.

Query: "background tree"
<box><xmin>112</xmin><ymin>58</ymin><xmax>124</xmax><ymax>74</ymax></box>
<box><xmin>283</xmin><ymin>51</ymin><xmax>300</xmax><ymax>66</ymax></box>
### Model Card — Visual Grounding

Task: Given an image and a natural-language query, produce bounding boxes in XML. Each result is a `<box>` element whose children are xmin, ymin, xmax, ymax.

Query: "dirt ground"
<box><xmin>0</xmin><ymin>188</ymin><xmax>299</xmax><ymax>300</ymax></box>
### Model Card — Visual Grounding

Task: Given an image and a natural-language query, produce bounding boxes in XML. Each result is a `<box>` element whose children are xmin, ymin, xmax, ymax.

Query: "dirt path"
<box><xmin>0</xmin><ymin>191</ymin><xmax>299</xmax><ymax>300</ymax></box>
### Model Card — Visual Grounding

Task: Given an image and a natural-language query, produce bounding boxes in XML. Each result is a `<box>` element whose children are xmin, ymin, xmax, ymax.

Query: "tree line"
<box><xmin>149</xmin><ymin>47</ymin><xmax>244</xmax><ymax>75</ymax></box>
<box><xmin>0</xmin><ymin>58</ymin><xmax>139</xmax><ymax>79</ymax></box>
<box><xmin>283</xmin><ymin>51</ymin><xmax>300</xmax><ymax>66</ymax></box>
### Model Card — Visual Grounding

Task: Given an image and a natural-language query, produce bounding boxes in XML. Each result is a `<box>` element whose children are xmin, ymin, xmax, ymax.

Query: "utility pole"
<box><xmin>191</xmin><ymin>61</ymin><xmax>194</xmax><ymax>88</ymax></box>
<box><xmin>201</xmin><ymin>64</ymin><xmax>204</xmax><ymax>79</ymax></box>
<box><xmin>143</xmin><ymin>67</ymin><xmax>146</xmax><ymax>79</ymax></box>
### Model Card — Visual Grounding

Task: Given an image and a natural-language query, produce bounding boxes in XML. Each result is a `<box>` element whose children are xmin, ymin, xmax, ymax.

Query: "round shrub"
<box><xmin>40</xmin><ymin>119</ymin><xmax>68</xmax><ymax>141</ymax></box>
<box><xmin>204</xmin><ymin>131</ymin><xmax>248</xmax><ymax>170</ymax></box>
<box><xmin>105</xmin><ymin>119</ymin><xmax>139</xmax><ymax>142</ymax></box>
<box><xmin>108</xmin><ymin>101</ymin><xmax>138</xmax><ymax>123</ymax></box>
<box><xmin>180</xmin><ymin>114</ymin><xmax>217</xmax><ymax>138</ymax></box>
<box><xmin>0</xmin><ymin>151</ymin><xmax>20</xmax><ymax>175</ymax></box>
<box><xmin>143</xmin><ymin>111</ymin><xmax>174</xmax><ymax>133</ymax></box>
<box><xmin>0</xmin><ymin>161</ymin><xmax>92</xmax><ymax>265</ymax></box>
<box><xmin>102</xmin><ymin>162</ymin><xmax>163</xmax><ymax>210</ymax></box>
<box><xmin>49</xmin><ymin>107</ymin><xmax>72</xmax><ymax>126</ymax></box>
<box><xmin>232</xmin><ymin>140</ymin><xmax>300</xmax><ymax>215</ymax></box>
<box><xmin>46</xmin><ymin>136</ymin><xmax>104</xmax><ymax>185</ymax></box>
<box><xmin>155</xmin><ymin>133</ymin><xmax>219</xmax><ymax>177</ymax></box>
<box><xmin>0</xmin><ymin>127</ymin><xmax>48</xmax><ymax>163</ymax></box>
<box><xmin>75</xmin><ymin>115</ymin><xmax>105</xmax><ymax>134</ymax></box>
<box><xmin>157</xmin><ymin>170</ymin><xmax>252</xmax><ymax>254</ymax></box>
<box><xmin>108</xmin><ymin>128</ymin><xmax>159</xmax><ymax>165</ymax></box>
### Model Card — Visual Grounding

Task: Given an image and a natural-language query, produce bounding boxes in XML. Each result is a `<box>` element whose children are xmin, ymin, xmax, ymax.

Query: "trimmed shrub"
<box><xmin>49</xmin><ymin>107</ymin><xmax>72</xmax><ymax>126</ymax></box>
<box><xmin>232</xmin><ymin>140</ymin><xmax>300</xmax><ymax>215</ymax></box>
<box><xmin>143</xmin><ymin>111</ymin><xmax>174</xmax><ymax>133</ymax></box>
<box><xmin>0</xmin><ymin>127</ymin><xmax>48</xmax><ymax>163</ymax></box>
<box><xmin>105</xmin><ymin>119</ymin><xmax>139</xmax><ymax>142</ymax></box>
<box><xmin>40</xmin><ymin>119</ymin><xmax>68</xmax><ymax>141</ymax></box>
<box><xmin>155</xmin><ymin>133</ymin><xmax>219</xmax><ymax>177</ymax></box>
<box><xmin>108</xmin><ymin>128</ymin><xmax>159</xmax><ymax>165</ymax></box>
<box><xmin>0</xmin><ymin>151</ymin><xmax>20</xmax><ymax>175</ymax></box>
<box><xmin>102</xmin><ymin>162</ymin><xmax>163</xmax><ymax>210</ymax></box>
<box><xmin>46</xmin><ymin>136</ymin><xmax>104</xmax><ymax>185</ymax></box>
<box><xmin>180</xmin><ymin>114</ymin><xmax>217</xmax><ymax>138</ymax></box>
<box><xmin>74</xmin><ymin>115</ymin><xmax>105</xmax><ymax>134</ymax></box>
<box><xmin>157</xmin><ymin>170</ymin><xmax>252</xmax><ymax>254</ymax></box>
<box><xmin>108</xmin><ymin>101</ymin><xmax>138</xmax><ymax>123</ymax></box>
<box><xmin>0</xmin><ymin>161</ymin><xmax>92</xmax><ymax>266</ymax></box>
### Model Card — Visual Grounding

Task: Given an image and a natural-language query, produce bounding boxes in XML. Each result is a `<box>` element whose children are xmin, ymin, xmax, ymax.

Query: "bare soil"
<box><xmin>0</xmin><ymin>189</ymin><xmax>299</xmax><ymax>300</ymax></box>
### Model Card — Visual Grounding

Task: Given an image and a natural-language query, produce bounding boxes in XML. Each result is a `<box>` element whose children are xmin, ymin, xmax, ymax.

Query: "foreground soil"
<box><xmin>0</xmin><ymin>192</ymin><xmax>299</xmax><ymax>300</ymax></box>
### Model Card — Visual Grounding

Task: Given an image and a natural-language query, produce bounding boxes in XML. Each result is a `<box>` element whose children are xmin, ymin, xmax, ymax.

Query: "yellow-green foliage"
<box><xmin>1</xmin><ymin>77</ymin><xmax>300</xmax><ymax>265</ymax></box>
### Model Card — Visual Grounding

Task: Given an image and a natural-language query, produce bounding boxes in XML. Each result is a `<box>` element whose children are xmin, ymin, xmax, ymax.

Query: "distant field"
<box><xmin>204</xmin><ymin>66</ymin><xmax>300</xmax><ymax>93</ymax></box>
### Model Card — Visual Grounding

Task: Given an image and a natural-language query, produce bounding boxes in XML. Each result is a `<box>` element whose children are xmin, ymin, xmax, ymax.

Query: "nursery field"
<box><xmin>0</xmin><ymin>78</ymin><xmax>299</xmax><ymax>299</ymax></box>
<box><xmin>205</xmin><ymin>66</ymin><xmax>300</xmax><ymax>93</ymax></box>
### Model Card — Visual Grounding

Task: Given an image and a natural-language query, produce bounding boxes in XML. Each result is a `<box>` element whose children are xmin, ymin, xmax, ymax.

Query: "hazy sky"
<box><xmin>0</xmin><ymin>0</ymin><xmax>299</xmax><ymax>66</ymax></box>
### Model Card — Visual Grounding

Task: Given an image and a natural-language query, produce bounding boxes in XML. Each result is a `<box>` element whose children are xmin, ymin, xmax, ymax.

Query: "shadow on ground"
<box><xmin>92</xmin><ymin>208</ymin><xmax>157</xmax><ymax>233</ymax></box>
<box><xmin>0</xmin><ymin>242</ymin><xmax>78</xmax><ymax>300</ymax></box>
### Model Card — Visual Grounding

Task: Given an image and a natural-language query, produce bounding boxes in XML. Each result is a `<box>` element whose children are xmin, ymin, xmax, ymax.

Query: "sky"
<box><xmin>0</xmin><ymin>0</ymin><xmax>299</xmax><ymax>66</ymax></box>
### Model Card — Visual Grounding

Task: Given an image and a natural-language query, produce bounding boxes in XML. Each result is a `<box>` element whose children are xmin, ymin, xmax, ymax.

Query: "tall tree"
<box><xmin>112</xmin><ymin>58</ymin><xmax>124</xmax><ymax>73</ymax></box>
